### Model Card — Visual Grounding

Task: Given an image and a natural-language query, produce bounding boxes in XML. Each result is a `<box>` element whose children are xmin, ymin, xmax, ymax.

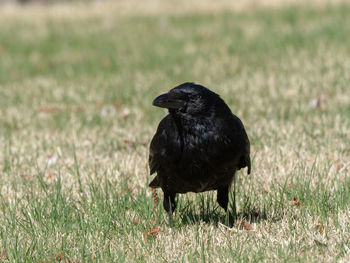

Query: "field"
<box><xmin>0</xmin><ymin>0</ymin><xmax>349</xmax><ymax>262</ymax></box>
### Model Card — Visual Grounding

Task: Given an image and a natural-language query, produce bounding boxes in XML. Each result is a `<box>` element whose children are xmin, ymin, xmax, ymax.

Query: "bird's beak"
<box><xmin>152</xmin><ymin>93</ymin><xmax>185</xmax><ymax>109</ymax></box>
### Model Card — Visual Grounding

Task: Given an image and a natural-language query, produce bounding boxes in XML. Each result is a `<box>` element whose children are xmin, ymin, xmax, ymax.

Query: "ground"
<box><xmin>0</xmin><ymin>0</ymin><xmax>349</xmax><ymax>262</ymax></box>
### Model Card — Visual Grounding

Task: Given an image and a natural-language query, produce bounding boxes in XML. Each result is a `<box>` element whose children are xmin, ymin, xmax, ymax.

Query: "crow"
<box><xmin>149</xmin><ymin>82</ymin><xmax>251</xmax><ymax>227</ymax></box>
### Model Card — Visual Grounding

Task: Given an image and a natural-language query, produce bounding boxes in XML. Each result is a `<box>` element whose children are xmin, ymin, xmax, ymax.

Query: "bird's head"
<box><xmin>152</xmin><ymin>82</ymin><xmax>226</xmax><ymax>117</ymax></box>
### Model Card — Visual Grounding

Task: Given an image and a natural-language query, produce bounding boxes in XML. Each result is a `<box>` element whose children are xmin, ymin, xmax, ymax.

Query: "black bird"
<box><xmin>149</xmin><ymin>82</ymin><xmax>251</xmax><ymax>227</ymax></box>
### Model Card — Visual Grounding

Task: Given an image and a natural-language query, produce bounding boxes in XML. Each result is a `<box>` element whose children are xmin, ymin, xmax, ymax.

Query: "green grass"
<box><xmin>0</xmin><ymin>1</ymin><xmax>350</xmax><ymax>262</ymax></box>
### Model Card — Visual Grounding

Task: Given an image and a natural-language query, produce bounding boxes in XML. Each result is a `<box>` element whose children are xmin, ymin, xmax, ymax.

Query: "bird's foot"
<box><xmin>168</xmin><ymin>207</ymin><xmax>172</xmax><ymax>228</ymax></box>
<box><xmin>225</xmin><ymin>211</ymin><xmax>235</xmax><ymax>228</ymax></box>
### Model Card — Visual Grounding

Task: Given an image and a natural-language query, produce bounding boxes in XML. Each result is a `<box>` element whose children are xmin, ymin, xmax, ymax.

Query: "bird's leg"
<box><xmin>232</xmin><ymin>176</ymin><xmax>237</xmax><ymax>220</ymax></box>
<box><xmin>217</xmin><ymin>186</ymin><xmax>234</xmax><ymax>227</ymax></box>
<box><xmin>167</xmin><ymin>201</ymin><xmax>172</xmax><ymax>228</ymax></box>
<box><xmin>217</xmin><ymin>187</ymin><xmax>228</xmax><ymax>211</ymax></box>
<box><xmin>163</xmin><ymin>193</ymin><xmax>176</xmax><ymax>228</ymax></box>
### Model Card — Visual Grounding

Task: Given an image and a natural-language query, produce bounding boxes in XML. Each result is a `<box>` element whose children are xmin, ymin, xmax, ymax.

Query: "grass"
<box><xmin>0</xmin><ymin>0</ymin><xmax>350</xmax><ymax>262</ymax></box>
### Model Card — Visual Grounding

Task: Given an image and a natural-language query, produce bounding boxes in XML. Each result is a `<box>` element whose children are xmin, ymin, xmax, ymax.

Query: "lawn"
<box><xmin>0</xmin><ymin>1</ymin><xmax>349</xmax><ymax>262</ymax></box>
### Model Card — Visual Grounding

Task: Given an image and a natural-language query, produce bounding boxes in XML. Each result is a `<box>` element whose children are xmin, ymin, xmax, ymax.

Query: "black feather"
<box><xmin>149</xmin><ymin>83</ymin><xmax>251</xmax><ymax>225</ymax></box>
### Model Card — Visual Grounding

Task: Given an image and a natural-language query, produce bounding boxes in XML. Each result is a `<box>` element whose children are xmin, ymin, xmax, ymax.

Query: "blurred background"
<box><xmin>0</xmin><ymin>0</ymin><xmax>349</xmax><ymax>261</ymax></box>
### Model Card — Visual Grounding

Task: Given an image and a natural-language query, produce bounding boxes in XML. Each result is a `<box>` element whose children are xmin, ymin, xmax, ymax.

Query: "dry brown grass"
<box><xmin>0</xmin><ymin>0</ymin><xmax>348</xmax><ymax>19</ymax></box>
<box><xmin>0</xmin><ymin>0</ymin><xmax>349</xmax><ymax>261</ymax></box>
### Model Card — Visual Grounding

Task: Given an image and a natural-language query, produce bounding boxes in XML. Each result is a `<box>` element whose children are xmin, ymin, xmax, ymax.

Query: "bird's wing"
<box><xmin>149</xmin><ymin>115</ymin><xmax>179</xmax><ymax>176</ymax></box>
<box><xmin>149</xmin><ymin>128</ymin><xmax>165</xmax><ymax>176</ymax></box>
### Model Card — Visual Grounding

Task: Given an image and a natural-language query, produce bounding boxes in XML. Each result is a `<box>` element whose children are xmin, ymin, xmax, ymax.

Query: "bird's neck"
<box><xmin>171</xmin><ymin>113</ymin><xmax>214</xmax><ymax>139</ymax></box>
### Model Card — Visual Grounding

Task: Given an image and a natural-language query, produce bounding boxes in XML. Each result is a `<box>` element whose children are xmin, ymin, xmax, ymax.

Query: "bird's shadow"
<box><xmin>178</xmin><ymin>206</ymin><xmax>270</xmax><ymax>227</ymax></box>
<box><xmin>175</xmin><ymin>190</ymin><xmax>286</xmax><ymax>227</ymax></box>
<box><xmin>169</xmin><ymin>191</ymin><xmax>283</xmax><ymax>227</ymax></box>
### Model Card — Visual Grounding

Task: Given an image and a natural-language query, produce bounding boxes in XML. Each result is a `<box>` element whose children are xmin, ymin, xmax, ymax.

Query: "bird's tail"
<box><xmin>247</xmin><ymin>156</ymin><xmax>251</xmax><ymax>175</ymax></box>
<box><xmin>239</xmin><ymin>155</ymin><xmax>251</xmax><ymax>175</ymax></box>
<box><xmin>149</xmin><ymin>176</ymin><xmax>160</xmax><ymax>188</ymax></box>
